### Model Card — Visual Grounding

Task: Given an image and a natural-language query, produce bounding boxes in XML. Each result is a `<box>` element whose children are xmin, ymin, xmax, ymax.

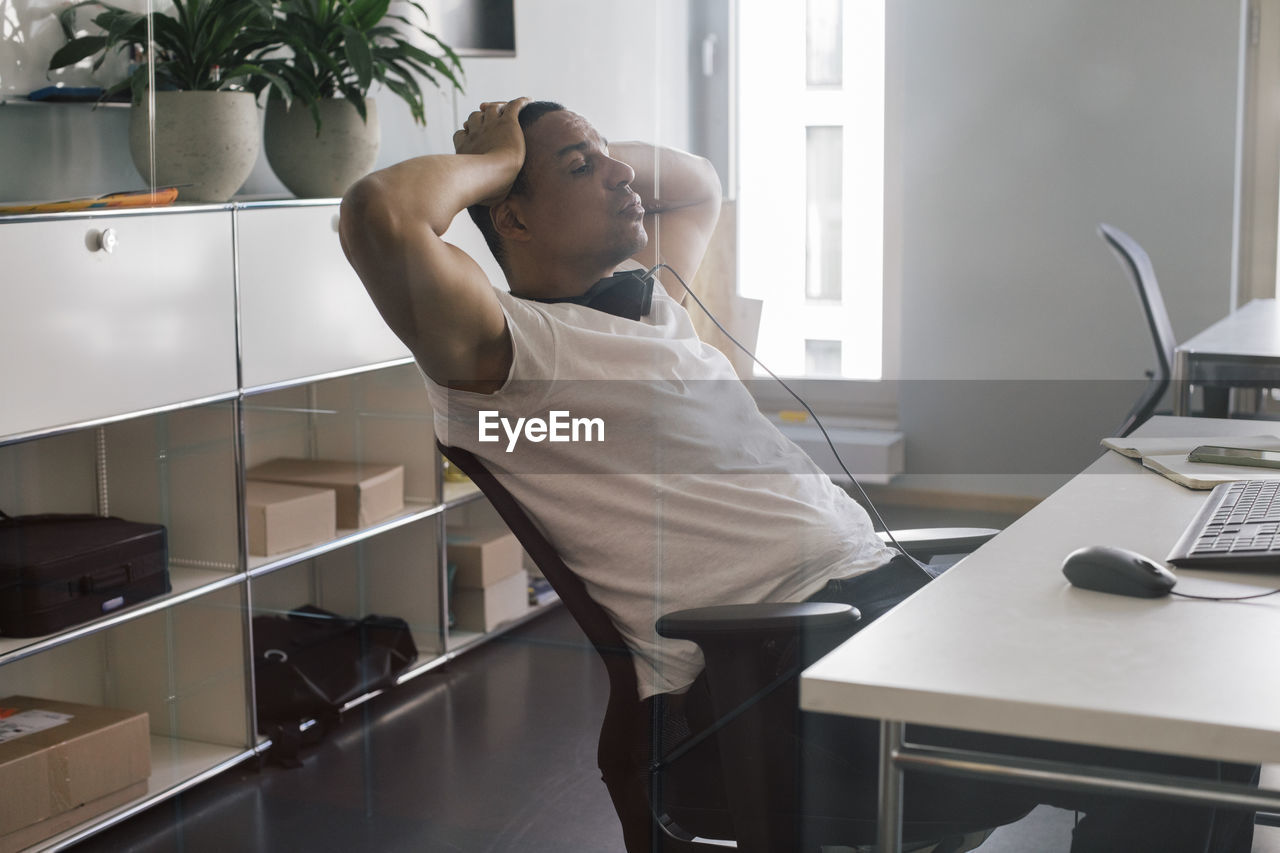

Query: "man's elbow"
<box><xmin>682</xmin><ymin>155</ymin><xmax>723</xmax><ymax>230</ymax></box>
<box><xmin>339</xmin><ymin>176</ymin><xmax>400</xmax><ymax>264</ymax></box>
<box><xmin>671</xmin><ymin>158</ymin><xmax>723</xmax><ymax>224</ymax></box>
<box><xmin>695</xmin><ymin>156</ymin><xmax>723</xmax><ymax>207</ymax></box>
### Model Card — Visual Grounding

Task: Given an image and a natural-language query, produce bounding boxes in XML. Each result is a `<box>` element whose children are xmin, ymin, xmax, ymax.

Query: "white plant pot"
<box><xmin>264</xmin><ymin>98</ymin><xmax>381</xmax><ymax>199</ymax></box>
<box><xmin>129</xmin><ymin>91</ymin><xmax>261</xmax><ymax>203</ymax></box>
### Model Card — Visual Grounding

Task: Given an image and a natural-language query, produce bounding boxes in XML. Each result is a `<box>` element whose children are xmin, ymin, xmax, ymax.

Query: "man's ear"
<box><xmin>491</xmin><ymin>199</ymin><xmax>531</xmax><ymax>244</ymax></box>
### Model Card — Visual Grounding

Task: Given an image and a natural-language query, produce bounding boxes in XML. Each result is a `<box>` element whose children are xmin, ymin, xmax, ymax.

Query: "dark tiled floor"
<box><xmin>70</xmin><ymin>502</ymin><xmax>1106</xmax><ymax>853</ymax></box>
<box><xmin>75</xmin><ymin>610</ymin><xmax>626</xmax><ymax>853</ymax></box>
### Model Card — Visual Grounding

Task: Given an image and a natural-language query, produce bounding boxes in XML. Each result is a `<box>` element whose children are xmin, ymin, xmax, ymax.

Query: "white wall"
<box><xmin>0</xmin><ymin>0</ymin><xmax>689</xmax><ymax>205</ymax></box>
<box><xmin>398</xmin><ymin>0</ymin><xmax>691</xmax><ymax>160</ymax></box>
<box><xmin>890</xmin><ymin>0</ymin><xmax>1244</xmax><ymax>498</ymax></box>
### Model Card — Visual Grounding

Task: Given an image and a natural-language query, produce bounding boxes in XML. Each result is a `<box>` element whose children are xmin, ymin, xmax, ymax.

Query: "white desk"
<box><xmin>801</xmin><ymin>416</ymin><xmax>1280</xmax><ymax>852</ymax></box>
<box><xmin>1174</xmin><ymin>299</ymin><xmax>1280</xmax><ymax>416</ymax></box>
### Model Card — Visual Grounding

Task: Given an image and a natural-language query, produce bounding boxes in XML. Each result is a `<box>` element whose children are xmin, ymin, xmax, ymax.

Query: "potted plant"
<box><xmin>252</xmin><ymin>0</ymin><xmax>464</xmax><ymax>198</ymax></box>
<box><xmin>48</xmin><ymin>0</ymin><xmax>287</xmax><ymax>202</ymax></box>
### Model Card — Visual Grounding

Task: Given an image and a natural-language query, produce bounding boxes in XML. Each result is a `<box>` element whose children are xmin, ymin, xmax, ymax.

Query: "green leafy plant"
<box><xmin>47</xmin><ymin>0</ymin><xmax>288</xmax><ymax>103</ymax></box>
<box><xmin>251</xmin><ymin>0</ymin><xmax>464</xmax><ymax>130</ymax></box>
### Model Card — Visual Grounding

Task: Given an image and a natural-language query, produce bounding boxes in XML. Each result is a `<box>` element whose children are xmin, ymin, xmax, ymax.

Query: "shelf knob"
<box><xmin>97</xmin><ymin>228</ymin><xmax>118</xmax><ymax>254</ymax></box>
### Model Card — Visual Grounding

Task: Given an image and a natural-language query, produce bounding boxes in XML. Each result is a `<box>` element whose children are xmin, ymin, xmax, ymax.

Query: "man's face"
<box><xmin>507</xmin><ymin>111</ymin><xmax>648</xmax><ymax>276</ymax></box>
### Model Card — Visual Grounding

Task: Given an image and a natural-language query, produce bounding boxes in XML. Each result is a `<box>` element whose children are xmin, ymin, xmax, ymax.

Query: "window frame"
<box><xmin>1237</xmin><ymin>0</ymin><xmax>1280</xmax><ymax>305</ymax></box>
<box><xmin>730</xmin><ymin>0</ymin><xmax>903</xmax><ymax>422</ymax></box>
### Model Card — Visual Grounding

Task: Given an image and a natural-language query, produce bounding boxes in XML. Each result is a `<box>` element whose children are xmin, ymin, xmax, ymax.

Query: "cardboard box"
<box><xmin>453</xmin><ymin>570</ymin><xmax>529</xmax><ymax>632</ymax></box>
<box><xmin>247</xmin><ymin>458</ymin><xmax>404</xmax><ymax>529</ymax></box>
<box><xmin>0</xmin><ymin>696</ymin><xmax>150</xmax><ymax>845</ymax></box>
<box><xmin>446</xmin><ymin>528</ymin><xmax>523</xmax><ymax>588</ymax></box>
<box><xmin>0</xmin><ymin>780</ymin><xmax>146</xmax><ymax>853</ymax></box>
<box><xmin>245</xmin><ymin>480</ymin><xmax>337</xmax><ymax>557</ymax></box>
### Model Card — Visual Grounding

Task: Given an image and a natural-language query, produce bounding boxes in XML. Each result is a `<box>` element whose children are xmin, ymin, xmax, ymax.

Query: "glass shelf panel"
<box><xmin>34</xmin><ymin>739</ymin><xmax>255</xmax><ymax>852</ymax></box>
<box><xmin>250</xmin><ymin>519</ymin><xmax>444</xmax><ymax>664</ymax></box>
<box><xmin>246</xmin><ymin>501</ymin><xmax>441</xmax><ymax>577</ymax></box>
<box><xmin>0</xmin><ymin>568</ymin><xmax>240</xmax><ymax>663</ymax></box>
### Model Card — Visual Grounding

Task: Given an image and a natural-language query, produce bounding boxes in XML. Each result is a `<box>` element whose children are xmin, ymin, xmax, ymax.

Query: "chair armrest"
<box><xmin>656</xmin><ymin>602</ymin><xmax>859</xmax><ymax>642</ymax></box>
<box><xmin>879</xmin><ymin>527</ymin><xmax>999</xmax><ymax>560</ymax></box>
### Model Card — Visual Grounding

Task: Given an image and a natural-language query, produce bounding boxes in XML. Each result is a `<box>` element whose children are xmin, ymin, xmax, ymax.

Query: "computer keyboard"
<box><xmin>1167</xmin><ymin>479</ymin><xmax>1280</xmax><ymax>569</ymax></box>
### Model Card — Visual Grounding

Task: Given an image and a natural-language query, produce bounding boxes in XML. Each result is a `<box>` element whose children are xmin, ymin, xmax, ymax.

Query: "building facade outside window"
<box><xmin>738</xmin><ymin>0</ymin><xmax>886</xmax><ymax>381</ymax></box>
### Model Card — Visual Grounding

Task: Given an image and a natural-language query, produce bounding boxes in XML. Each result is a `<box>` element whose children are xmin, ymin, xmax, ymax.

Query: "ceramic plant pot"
<box><xmin>264</xmin><ymin>97</ymin><xmax>381</xmax><ymax>199</ymax></box>
<box><xmin>129</xmin><ymin>90</ymin><xmax>261</xmax><ymax>203</ymax></box>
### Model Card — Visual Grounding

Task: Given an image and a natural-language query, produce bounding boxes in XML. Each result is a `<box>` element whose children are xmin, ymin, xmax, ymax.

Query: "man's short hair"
<box><xmin>466</xmin><ymin>100</ymin><xmax>566</xmax><ymax>271</ymax></box>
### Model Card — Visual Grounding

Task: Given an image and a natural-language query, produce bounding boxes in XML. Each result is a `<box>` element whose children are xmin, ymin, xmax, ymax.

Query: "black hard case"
<box><xmin>0</xmin><ymin>514</ymin><xmax>170</xmax><ymax>637</ymax></box>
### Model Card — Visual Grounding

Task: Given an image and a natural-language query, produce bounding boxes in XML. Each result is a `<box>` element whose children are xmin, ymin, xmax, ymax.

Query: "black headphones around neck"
<box><xmin>525</xmin><ymin>269</ymin><xmax>655</xmax><ymax>321</ymax></box>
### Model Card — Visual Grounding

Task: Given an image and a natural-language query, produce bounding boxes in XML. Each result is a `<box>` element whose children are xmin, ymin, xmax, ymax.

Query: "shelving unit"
<box><xmin>0</xmin><ymin>200</ymin><xmax>556</xmax><ymax>850</ymax></box>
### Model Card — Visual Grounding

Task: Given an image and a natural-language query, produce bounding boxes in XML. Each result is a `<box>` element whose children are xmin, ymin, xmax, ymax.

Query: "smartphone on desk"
<box><xmin>1187</xmin><ymin>445</ymin><xmax>1280</xmax><ymax>469</ymax></box>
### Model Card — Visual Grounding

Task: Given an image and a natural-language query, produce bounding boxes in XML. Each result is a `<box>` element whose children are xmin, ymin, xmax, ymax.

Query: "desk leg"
<box><xmin>1173</xmin><ymin>351</ymin><xmax>1191</xmax><ymax>416</ymax></box>
<box><xmin>1203</xmin><ymin>386</ymin><xmax>1230</xmax><ymax>418</ymax></box>
<box><xmin>878</xmin><ymin>720</ymin><xmax>904</xmax><ymax>853</ymax></box>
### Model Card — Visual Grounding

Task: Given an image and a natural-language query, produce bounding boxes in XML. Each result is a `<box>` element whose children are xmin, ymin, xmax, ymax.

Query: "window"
<box><xmin>806</xmin><ymin>126</ymin><xmax>843</xmax><ymax>302</ymax></box>
<box><xmin>806</xmin><ymin>0</ymin><xmax>843</xmax><ymax>87</ymax></box>
<box><xmin>738</xmin><ymin>0</ymin><xmax>886</xmax><ymax>382</ymax></box>
<box><xmin>804</xmin><ymin>339</ymin><xmax>843</xmax><ymax>376</ymax></box>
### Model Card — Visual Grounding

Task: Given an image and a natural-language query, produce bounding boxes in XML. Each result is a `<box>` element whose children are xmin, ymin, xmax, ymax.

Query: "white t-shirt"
<box><xmin>424</xmin><ymin>282</ymin><xmax>895</xmax><ymax>698</ymax></box>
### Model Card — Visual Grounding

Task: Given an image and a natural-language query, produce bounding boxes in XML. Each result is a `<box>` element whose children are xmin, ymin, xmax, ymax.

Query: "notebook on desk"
<box><xmin>1100</xmin><ymin>435</ymin><xmax>1280</xmax><ymax>489</ymax></box>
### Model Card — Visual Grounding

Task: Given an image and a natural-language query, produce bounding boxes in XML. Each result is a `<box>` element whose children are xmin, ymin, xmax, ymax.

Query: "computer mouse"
<box><xmin>1061</xmin><ymin>545</ymin><xmax>1177</xmax><ymax>598</ymax></box>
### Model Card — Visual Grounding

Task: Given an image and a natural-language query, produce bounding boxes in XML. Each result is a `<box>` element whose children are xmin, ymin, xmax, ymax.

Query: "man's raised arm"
<box><xmin>611</xmin><ymin>142</ymin><xmax>722</xmax><ymax>302</ymax></box>
<box><xmin>338</xmin><ymin>98</ymin><xmax>532</xmax><ymax>393</ymax></box>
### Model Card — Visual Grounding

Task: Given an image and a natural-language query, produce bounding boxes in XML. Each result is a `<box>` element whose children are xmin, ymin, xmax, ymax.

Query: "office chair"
<box><xmin>439</xmin><ymin>441</ymin><xmax>1031</xmax><ymax>852</ymax></box>
<box><xmin>1098</xmin><ymin>223</ymin><xmax>1178</xmax><ymax>436</ymax></box>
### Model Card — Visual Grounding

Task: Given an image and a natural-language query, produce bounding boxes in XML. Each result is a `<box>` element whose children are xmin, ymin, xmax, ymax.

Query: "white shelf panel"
<box><xmin>406</xmin><ymin>628</ymin><xmax>445</xmax><ymax>664</ymax></box>
<box><xmin>147</xmin><ymin>736</ymin><xmax>250</xmax><ymax>796</ymax></box>
<box><xmin>443</xmin><ymin>480</ymin><xmax>484</xmax><ymax>507</ymax></box>
<box><xmin>448</xmin><ymin>629</ymin><xmax>485</xmax><ymax>653</ymax></box>
<box><xmin>389</xmin><ymin>629</ymin><xmax>447</xmax><ymax>686</ymax></box>
<box><xmin>240</xmin><ymin>356</ymin><xmax>417</xmax><ymax>397</ymax></box>
<box><xmin>237</xmin><ymin>204</ymin><xmax>411</xmax><ymax>391</ymax></box>
<box><xmin>0</xmin><ymin>211</ymin><xmax>238</xmax><ymax>441</ymax></box>
<box><xmin>0</xmin><ymin>390</ymin><xmax>240</xmax><ymax>448</ymax></box>
<box><xmin>394</xmin><ymin>650</ymin><xmax>451</xmax><ymax>685</ymax></box>
<box><xmin>445</xmin><ymin>598</ymin><xmax>562</xmax><ymax>656</ymax></box>
<box><xmin>0</xmin><ymin>567</ymin><xmax>241</xmax><ymax>664</ymax></box>
<box><xmin>247</xmin><ymin>501</ymin><xmax>443</xmax><ymax>576</ymax></box>
<box><xmin>38</xmin><ymin>737</ymin><xmax>253</xmax><ymax>851</ymax></box>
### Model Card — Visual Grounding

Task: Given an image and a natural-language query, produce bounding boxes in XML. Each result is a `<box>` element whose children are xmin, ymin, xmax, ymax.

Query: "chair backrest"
<box><xmin>1098</xmin><ymin>223</ymin><xmax>1178</xmax><ymax>436</ymax></box>
<box><xmin>437</xmin><ymin>442</ymin><xmax>637</xmax><ymax>686</ymax></box>
<box><xmin>437</xmin><ymin>442</ymin><xmax>677</xmax><ymax>852</ymax></box>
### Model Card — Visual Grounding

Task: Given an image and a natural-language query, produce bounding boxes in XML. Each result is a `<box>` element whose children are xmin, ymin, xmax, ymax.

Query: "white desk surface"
<box><xmin>1178</xmin><ymin>298</ymin><xmax>1280</xmax><ymax>361</ymax></box>
<box><xmin>801</xmin><ymin>416</ymin><xmax>1280</xmax><ymax>767</ymax></box>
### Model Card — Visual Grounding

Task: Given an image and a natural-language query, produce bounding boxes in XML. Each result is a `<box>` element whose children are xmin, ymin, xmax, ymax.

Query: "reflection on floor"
<box><xmin>71</xmin><ymin>500</ymin><xmax>1280</xmax><ymax>852</ymax></box>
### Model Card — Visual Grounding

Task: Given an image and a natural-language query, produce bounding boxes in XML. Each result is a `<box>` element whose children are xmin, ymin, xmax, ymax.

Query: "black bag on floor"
<box><xmin>252</xmin><ymin>604</ymin><xmax>418</xmax><ymax>745</ymax></box>
<box><xmin>0</xmin><ymin>511</ymin><xmax>170</xmax><ymax>637</ymax></box>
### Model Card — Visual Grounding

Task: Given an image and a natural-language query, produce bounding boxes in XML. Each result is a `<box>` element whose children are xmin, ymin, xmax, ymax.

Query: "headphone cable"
<box><xmin>649</xmin><ymin>262</ymin><xmax>931</xmax><ymax>571</ymax></box>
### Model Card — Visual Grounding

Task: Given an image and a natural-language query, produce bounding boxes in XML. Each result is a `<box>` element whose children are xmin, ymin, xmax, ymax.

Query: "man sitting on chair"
<box><xmin>338</xmin><ymin>97</ymin><xmax>1256</xmax><ymax>853</ymax></box>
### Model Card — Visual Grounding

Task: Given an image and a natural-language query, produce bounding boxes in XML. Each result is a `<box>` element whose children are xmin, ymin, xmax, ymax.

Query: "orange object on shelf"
<box><xmin>0</xmin><ymin>187</ymin><xmax>180</xmax><ymax>215</ymax></box>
